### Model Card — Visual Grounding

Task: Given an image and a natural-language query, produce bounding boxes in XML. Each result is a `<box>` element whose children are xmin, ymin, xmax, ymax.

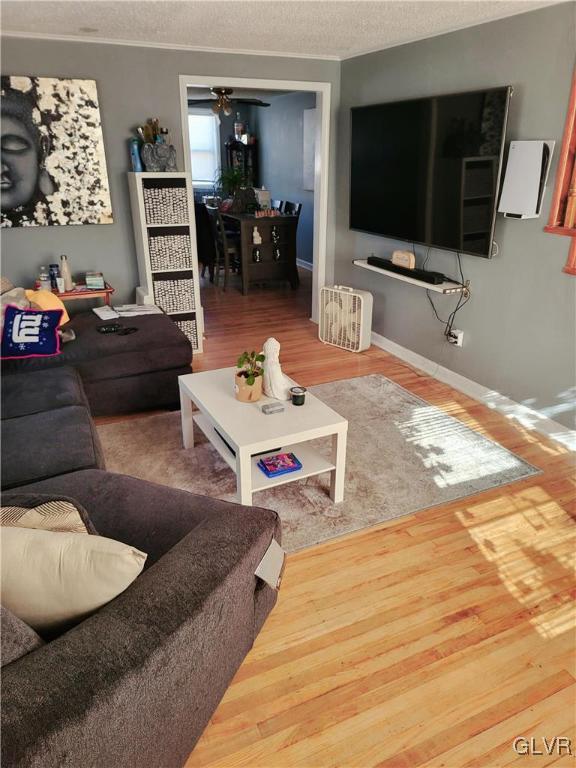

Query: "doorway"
<box><xmin>178</xmin><ymin>74</ymin><xmax>331</xmax><ymax>331</ymax></box>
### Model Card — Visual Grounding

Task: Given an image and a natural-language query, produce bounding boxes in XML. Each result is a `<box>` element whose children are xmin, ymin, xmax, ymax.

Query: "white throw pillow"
<box><xmin>0</xmin><ymin>527</ymin><xmax>147</xmax><ymax>633</ymax></box>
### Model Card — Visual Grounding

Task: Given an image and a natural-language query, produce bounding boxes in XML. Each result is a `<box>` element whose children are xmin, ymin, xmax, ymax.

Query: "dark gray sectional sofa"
<box><xmin>1</xmin><ymin>321</ymin><xmax>281</xmax><ymax>767</ymax></box>
<box><xmin>2</xmin><ymin>366</ymin><xmax>105</xmax><ymax>490</ymax></box>
<box><xmin>2</xmin><ymin>310</ymin><xmax>194</xmax><ymax>416</ymax></box>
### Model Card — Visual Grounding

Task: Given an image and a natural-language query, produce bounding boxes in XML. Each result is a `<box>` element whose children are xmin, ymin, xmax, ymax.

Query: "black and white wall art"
<box><xmin>1</xmin><ymin>76</ymin><xmax>113</xmax><ymax>227</ymax></box>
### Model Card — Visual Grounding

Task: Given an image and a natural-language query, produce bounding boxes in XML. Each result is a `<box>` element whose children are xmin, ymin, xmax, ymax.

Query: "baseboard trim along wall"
<box><xmin>371</xmin><ymin>331</ymin><xmax>576</xmax><ymax>451</ymax></box>
<box><xmin>297</xmin><ymin>258</ymin><xmax>314</xmax><ymax>271</ymax></box>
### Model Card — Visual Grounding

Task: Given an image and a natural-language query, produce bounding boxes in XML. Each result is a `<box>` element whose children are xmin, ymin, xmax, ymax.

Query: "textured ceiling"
<box><xmin>1</xmin><ymin>0</ymin><xmax>560</xmax><ymax>59</ymax></box>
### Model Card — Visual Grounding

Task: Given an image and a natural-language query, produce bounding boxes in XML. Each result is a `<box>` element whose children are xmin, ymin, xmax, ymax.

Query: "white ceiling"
<box><xmin>1</xmin><ymin>0</ymin><xmax>561</xmax><ymax>60</ymax></box>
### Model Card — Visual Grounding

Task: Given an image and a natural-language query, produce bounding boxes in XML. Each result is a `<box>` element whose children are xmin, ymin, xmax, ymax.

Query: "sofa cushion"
<box><xmin>1</xmin><ymin>366</ymin><xmax>87</xmax><ymax>420</ymax></box>
<box><xmin>1</xmin><ymin>492</ymin><xmax>98</xmax><ymax>535</ymax></box>
<box><xmin>1</xmin><ymin>526</ymin><xmax>147</xmax><ymax>634</ymax></box>
<box><xmin>81</xmin><ymin>365</ymin><xmax>192</xmax><ymax>417</ymax></box>
<box><xmin>1</xmin><ymin>406</ymin><xmax>105</xmax><ymax>490</ymax></box>
<box><xmin>0</xmin><ymin>606</ymin><xmax>44</xmax><ymax>667</ymax></box>
<box><xmin>1</xmin><ymin>312</ymin><xmax>192</xmax><ymax>380</ymax></box>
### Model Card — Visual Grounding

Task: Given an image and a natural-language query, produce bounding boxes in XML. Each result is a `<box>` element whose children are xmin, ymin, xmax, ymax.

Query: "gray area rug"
<box><xmin>97</xmin><ymin>374</ymin><xmax>539</xmax><ymax>552</ymax></box>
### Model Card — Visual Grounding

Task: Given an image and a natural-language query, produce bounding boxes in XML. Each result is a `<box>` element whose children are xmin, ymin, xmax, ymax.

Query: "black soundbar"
<box><xmin>366</xmin><ymin>256</ymin><xmax>447</xmax><ymax>285</ymax></box>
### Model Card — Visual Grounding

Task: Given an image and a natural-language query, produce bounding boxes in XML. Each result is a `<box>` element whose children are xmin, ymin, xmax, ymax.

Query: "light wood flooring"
<box><xmin>189</xmin><ymin>271</ymin><xmax>575</xmax><ymax>767</ymax></box>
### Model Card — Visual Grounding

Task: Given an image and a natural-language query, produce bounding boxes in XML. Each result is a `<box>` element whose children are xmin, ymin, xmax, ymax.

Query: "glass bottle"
<box><xmin>49</xmin><ymin>264</ymin><xmax>60</xmax><ymax>290</ymax></box>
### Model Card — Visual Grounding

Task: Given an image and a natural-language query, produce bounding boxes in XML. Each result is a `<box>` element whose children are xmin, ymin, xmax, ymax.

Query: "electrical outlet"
<box><xmin>447</xmin><ymin>329</ymin><xmax>464</xmax><ymax>347</ymax></box>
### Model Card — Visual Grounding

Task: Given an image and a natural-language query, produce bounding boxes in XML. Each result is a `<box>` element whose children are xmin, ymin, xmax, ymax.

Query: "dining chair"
<box><xmin>195</xmin><ymin>202</ymin><xmax>217</xmax><ymax>282</ymax></box>
<box><xmin>283</xmin><ymin>201</ymin><xmax>302</xmax><ymax>217</ymax></box>
<box><xmin>213</xmin><ymin>211</ymin><xmax>240</xmax><ymax>290</ymax></box>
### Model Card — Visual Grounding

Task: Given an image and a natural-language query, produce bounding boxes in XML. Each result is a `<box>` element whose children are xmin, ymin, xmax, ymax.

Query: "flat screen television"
<box><xmin>349</xmin><ymin>86</ymin><xmax>512</xmax><ymax>258</ymax></box>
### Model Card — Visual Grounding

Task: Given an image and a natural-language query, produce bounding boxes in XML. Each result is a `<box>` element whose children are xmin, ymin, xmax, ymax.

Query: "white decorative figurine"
<box><xmin>262</xmin><ymin>337</ymin><xmax>291</xmax><ymax>400</ymax></box>
<box><xmin>252</xmin><ymin>226</ymin><xmax>262</xmax><ymax>245</ymax></box>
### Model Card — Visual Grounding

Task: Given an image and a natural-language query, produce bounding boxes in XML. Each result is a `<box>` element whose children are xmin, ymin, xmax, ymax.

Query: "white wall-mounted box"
<box><xmin>498</xmin><ymin>140</ymin><xmax>555</xmax><ymax>219</ymax></box>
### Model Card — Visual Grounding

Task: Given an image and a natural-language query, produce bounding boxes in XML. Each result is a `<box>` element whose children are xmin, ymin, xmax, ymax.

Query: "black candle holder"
<box><xmin>290</xmin><ymin>386</ymin><xmax>306</xmax><ymax>406</ymax></box>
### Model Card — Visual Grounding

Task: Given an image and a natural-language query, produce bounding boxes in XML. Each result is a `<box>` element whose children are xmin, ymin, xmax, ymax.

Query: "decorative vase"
<box><xmin>59</xmin><ymin>254</ymin><xmax>73</xmax><ymax>291</ymax></box>
<box><xmin>235</xmin><ymin>373</ymin><xmax>263</xmax><ymax>403</ymax></box>
<box><xmin>129</xmin><ymin>138</ymin><xmax>143</xmax><ymax>172</ymax></box>
<box><xmin>141</xmin><ymin>142</ymin><xmax>177</xmax><ymax>172</ymax></box>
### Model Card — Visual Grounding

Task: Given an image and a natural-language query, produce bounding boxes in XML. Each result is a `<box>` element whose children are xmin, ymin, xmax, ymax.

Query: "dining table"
<box><xmin>220</xmin><ymin>212</ymin><xmax>300</xmax><ymax>296</ymax></box>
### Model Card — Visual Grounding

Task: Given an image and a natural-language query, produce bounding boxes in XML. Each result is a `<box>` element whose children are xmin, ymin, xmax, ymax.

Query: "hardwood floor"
<box><xmin>188</xmin><ymin>271</ymin><xmax>575</xmax><ymax>767</ymax></box>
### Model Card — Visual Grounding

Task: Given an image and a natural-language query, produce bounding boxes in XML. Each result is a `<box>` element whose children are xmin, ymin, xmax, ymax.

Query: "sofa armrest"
<box><xmin>1</xmin><ymin>505</ymin><xmax>281</xmax><ymax>768</ymax></box>
<box><xmin>15</xmin><ymin>469</ymin><xmax>270</xmax><ymax>567</ymax></box>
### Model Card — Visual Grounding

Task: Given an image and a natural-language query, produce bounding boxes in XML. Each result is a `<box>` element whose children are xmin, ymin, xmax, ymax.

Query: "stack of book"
<box><xmin>257</xmin><ymin>452</ymin><xmax>302</xmax><ymax>478</ymax></box>
<box><xmin>85</xmin><ymin>271</ymin><xmax>106</xmax><ymax>290</ymax></box>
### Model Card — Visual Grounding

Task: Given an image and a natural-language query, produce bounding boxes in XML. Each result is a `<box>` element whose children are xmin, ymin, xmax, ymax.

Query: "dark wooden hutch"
<box><xmin>225</xmin><ymin>139</ymin><xmax>259</xmax><ymax>187</ymax></box>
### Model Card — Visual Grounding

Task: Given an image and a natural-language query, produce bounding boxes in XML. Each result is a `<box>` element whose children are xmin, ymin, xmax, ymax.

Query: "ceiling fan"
<box><xmin>187</xmin><ymin>87</ymin><xmax>270</xmax><ymax>116</ymax></box>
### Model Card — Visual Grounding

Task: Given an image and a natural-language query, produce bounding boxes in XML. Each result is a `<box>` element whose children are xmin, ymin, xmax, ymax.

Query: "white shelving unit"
<box><xmin>128</xmin><ymin>172</ymin><xmax>204</xmax><ymax>352</ymax></box>
<box><xmin>353</xmin><ymin>260</ymin><xmax>467</xmax><ymax>295</ymax></box>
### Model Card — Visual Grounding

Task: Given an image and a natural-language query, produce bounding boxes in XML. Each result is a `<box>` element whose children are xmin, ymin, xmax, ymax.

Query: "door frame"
<box><xmin>178</xmin><ymin>73</ymin><xmax>331</xmax><ymax>324</ymax></box>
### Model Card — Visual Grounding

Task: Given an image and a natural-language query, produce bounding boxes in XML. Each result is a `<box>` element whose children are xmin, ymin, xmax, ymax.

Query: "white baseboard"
<box><xmin>371</xmin><ymin>331</ymin><xmax>576</xmax><ymax>451</ymax></box>
<box><xmin>297</xmin><ymin>258</ymin><xmax>313</xmax><ymax>272</ymax></box>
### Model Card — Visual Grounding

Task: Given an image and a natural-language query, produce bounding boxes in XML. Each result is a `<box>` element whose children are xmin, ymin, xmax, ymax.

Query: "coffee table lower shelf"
<box><xmin>193</xmin><ymin>413</ymin><xmax>336</xmax><ymax>493</ymax></box>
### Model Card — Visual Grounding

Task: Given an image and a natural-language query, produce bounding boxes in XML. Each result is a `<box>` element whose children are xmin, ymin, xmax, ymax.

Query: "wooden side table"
<box><xmin>55</xmin><ymin>283</ymin><xmax>115</xmax><ymax>306</ymax></box>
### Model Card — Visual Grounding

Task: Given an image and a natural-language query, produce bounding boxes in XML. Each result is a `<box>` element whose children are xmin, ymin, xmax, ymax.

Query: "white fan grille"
<box><xmin>319</xmin><ymin>286</ymin><xmax>369</xmax><ymax>352</ymax></box>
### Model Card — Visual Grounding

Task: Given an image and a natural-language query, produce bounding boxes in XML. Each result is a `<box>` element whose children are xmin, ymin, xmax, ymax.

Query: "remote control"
<box><xmin>261</xmin><ymin>403</ymin><xmax>285</xmax><ymax>415</ymax></box>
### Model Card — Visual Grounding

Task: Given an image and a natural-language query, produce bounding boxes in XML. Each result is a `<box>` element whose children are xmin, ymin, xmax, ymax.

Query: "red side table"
<box><xmin>54</xmin><ymin>283</ymin><xmax>115</xmax><ymax>306</ymax></box>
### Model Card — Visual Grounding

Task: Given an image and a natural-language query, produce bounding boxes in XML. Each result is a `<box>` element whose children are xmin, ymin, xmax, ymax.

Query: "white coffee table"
<box><xmin>179</xmin><ymin>367</ymin><xmax>348</xmax><ymax>506</ymax></box>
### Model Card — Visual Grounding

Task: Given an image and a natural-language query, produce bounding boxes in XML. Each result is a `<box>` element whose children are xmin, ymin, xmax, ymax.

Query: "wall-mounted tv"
<box><xmin>350</xmin><ymin>86</ymin><xmax>512</xmax><ymax>258</ymax></box>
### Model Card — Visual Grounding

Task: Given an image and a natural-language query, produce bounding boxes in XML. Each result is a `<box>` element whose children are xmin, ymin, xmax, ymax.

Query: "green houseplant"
<box><xmin>214</xmin><ymin>167</ymin><xmax>258</xmax><ymax>213</ymax></box>
<box><xmin>235</xmin><ymin>350</ymin><xmax>265</xmax><ymax>402</ymax></box>
<box><xmin>214</xmin><ymin>167</ymin><xmax>246</xmax><ymax>199</ymax></box>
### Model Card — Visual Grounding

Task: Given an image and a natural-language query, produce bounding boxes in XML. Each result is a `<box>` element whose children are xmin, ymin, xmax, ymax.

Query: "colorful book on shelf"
<box><xmin>85</xmin><ymin>271</ymin><xmax>106</xmax><ymax>290</ymax></box>
<box><xmin>257</xmin><ymin>452</ymin><xmax>302</xmax><ymax>478</ymax></box>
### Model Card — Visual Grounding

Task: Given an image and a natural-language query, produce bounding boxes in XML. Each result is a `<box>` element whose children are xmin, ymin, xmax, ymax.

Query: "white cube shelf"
<box><xmin>128</xmin><ymin>172</ymin><xmax>203</xmax><ymax>352</ymax></box>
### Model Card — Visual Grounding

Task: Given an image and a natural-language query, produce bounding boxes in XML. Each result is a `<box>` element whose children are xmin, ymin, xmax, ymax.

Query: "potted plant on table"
<box><xmin>235</xmin><ymin>350</ymin><xmax>265</xmax><ymax>402</ymax></box>
<box><xmin>214</xmin><ymin>167</ymin><xmax>245</xmax><ymax>200</ymax></box>
<box><xmin>214</xmin><ymin>167</ymin><xmax>258</xmax><ymax>214</ymax></box>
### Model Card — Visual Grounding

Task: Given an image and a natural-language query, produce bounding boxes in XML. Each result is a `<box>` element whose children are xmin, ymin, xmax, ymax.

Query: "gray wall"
<box><xmin>1</xmin><ymin>39</ymin><xmax>339</xmax><ymax>301</ymax></box>
<box><xmin>2</xmin><ymin>8</ymin><xmax>574</xmax><ymax>428</ymax></box>
<box><xmin>335</xmin><ymin>3</ymin><xmax>576</xmax><ymax>428</ymax></box>
<box><xmin>256</xmin><ymin>91</ymin><xmax>316</xmax><ymax>264</ymax></box>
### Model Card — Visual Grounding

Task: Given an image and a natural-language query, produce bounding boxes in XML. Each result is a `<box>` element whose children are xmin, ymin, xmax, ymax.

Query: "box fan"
<box><xmin>319</xmin><ymin>285</ymin><xmax>373</xmax><ymax>352</ymax></box>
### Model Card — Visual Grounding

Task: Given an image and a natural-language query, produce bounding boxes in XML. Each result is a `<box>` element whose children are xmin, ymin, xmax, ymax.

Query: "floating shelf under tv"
<box><xmin>353</xmin><ymin>259</ymin><xmax>467</xmax><ymax>294</ymax></box>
